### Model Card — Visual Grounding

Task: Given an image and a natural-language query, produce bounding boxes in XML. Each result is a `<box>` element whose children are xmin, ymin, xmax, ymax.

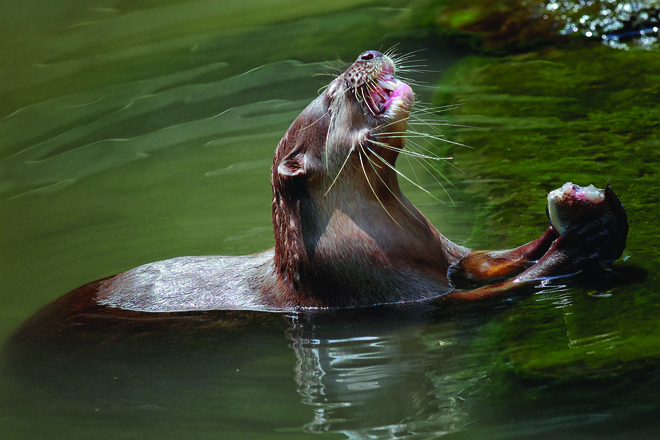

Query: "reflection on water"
<box><xmin>2</xmin><ymin>305</ymin><xmax>497</xmax><ymax>439</ymax></box>
<box><xmin>287</xmin><ymin>311</ymin><xmax>487</xmax><ymax>438</ymax></box>
<box><xmin>7</xmin><ymin>297</ymin><xmax>653</xmax><ymax>440</ymax></box>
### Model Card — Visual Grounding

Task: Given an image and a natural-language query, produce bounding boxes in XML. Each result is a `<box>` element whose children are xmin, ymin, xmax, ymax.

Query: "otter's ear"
<box><xmin>277</xmin><ymin>151</ymin><xmax>308</xmax><ymax>178</ymax></box>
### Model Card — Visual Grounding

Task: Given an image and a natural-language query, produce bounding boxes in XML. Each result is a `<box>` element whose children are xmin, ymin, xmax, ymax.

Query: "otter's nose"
<box><xmin>358</xmin><ymin>50</ymin><xmax>383</xmax><ymax>61</ymax></box>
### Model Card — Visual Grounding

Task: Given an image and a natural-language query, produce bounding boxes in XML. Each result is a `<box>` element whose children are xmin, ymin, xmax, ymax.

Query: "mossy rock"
<box><xmin>435</xmin><ymin>43</ymin><xmax>660</xmax><ymax>380</ymax></box>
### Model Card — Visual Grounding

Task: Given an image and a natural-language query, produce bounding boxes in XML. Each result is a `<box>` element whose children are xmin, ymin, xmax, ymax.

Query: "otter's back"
<box><xmin>97</xmin><ymin>251</ymin><xmax>274</xmax><ymax>313</ymax></box>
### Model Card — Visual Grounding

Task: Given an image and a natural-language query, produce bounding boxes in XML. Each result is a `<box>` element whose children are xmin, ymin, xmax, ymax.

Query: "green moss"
<box><xmin>436</xmin><ymin>44</ymin><xmax>660</xmax><ymax>380</ymax></box>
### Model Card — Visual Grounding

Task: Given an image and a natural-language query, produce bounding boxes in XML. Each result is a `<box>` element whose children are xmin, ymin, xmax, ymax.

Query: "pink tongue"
<box><xmin>371</xmin><ymin>82</ymin><xmax>412</xmax><ymax>113</ymax></box>
<box><xmin>383</xmin><ymin>83</ymin><xmax>412</xmax><ymax>109</ymax></box>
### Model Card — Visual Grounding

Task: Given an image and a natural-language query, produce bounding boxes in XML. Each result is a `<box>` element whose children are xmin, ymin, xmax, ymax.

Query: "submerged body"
<box><xmin>13</xmin><ymin>51</ymin><xmax>628</xmax><ymax>332</ymax></box>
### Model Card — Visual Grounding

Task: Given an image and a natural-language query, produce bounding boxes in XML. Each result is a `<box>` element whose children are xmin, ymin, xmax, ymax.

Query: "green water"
<box><xmin>2</xmin><ymin>1</ymin><xmax>660</xmax><ymax>439</ymax></box>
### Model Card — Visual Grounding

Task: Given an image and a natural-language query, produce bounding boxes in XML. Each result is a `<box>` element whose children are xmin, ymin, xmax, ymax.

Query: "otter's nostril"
<box><xmin>359</xmin><ymin>50</ymin><xmax>383</xmax><ymax>61</ymax></box>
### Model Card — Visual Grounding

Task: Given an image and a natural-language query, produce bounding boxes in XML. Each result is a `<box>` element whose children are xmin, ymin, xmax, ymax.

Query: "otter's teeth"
<box><xmin>377</xmin><ymin>80</ymin><xmax>398</xmax><ymax>92</ymax></box>
<box><xmin>370</xmin><ymin>77</ymin><xmax>405</xmax><ymax>114</ymax></box>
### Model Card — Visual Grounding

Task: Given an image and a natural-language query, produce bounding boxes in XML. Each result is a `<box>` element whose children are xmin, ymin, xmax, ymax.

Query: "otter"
<box><xmin>13</xmin><ymin>50</ymin><xmax>628</xmax><ymax>332</ymax></box>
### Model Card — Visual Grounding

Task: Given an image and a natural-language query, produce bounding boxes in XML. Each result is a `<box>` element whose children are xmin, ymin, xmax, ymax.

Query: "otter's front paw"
<box><xmin>555</xmin><ymin>221</ymin><xmax>621</xmax><ymax>269</ymax></box>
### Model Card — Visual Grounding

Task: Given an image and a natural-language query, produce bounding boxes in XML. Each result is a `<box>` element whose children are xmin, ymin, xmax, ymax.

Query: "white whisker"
<box><xmin>365</xmin><ymin>149</ymin><xmax>425</xmax><ymax>224</ymax></box>
<box><xmin>366</xmin><ymin>147</ymin><xmax>447</xmax><ymax>205</ymax></box>
<box><xmin>324</xmin><ymin>147</ymin><xmax>354</xmax><ymax>196</ymax></box>
<box><xmin>376</xmin><ymin>130</ymin><xmax>471</xmax><ymax>149</ymax></box>
<box><xmin>390</xmin><ymin>48</ymin><xmax>427</xmax><ymax>63</ymax></box>
<box><xmin>403</xmin><ymin>151</ymin><xmax>421</xmax><ymax>186</ymax></box>
<box><xmin>359</xmin><ymin>148</ymin><xmax>400</xmax><ymax>226</ymax></box>
<box><xmin>405</xmin><ymin>131</ymin><xmax>473</xmax><ymax>149</ymax></box>
<box><xmin>408</xmin><ymin>154</ymin><xmax>455</xmax><ymax>205</ymax></box>
<box><xmin>407</xmin><ymin>138</ymin><xmax>467</xmax><ymax>177</ymax></box>
<box><xmin>367</xmin><ymin>138</ymin><xmax>447</xmax><ymax>162</ymax></box>
<box><xmin>412</xmin><ymin>103</ymin><xmax>465</xmax><ymax>116</ymax></box>
<box><xmin>408</xmin><ymin>118</ymin><xmax>468</xmax><ymax>126</ymax></box>
<box><xmin>374</xmin><ymin>116</ymin><xmax>410</xmax><ymax>133</ymax></box>
<box><xmin>301</xmin><ymin>109</ymin><xmax>330</xmax><ymax>132</ymax></box>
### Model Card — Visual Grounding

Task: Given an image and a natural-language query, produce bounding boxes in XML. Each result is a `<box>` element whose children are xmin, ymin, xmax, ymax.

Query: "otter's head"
<box><xmin>274</xmin><ymin>50</ymin><xmax>414</xmax><ymax>185</ymax></box>
<box><xmin>271</xmin><ymin>50</ymin><xmax>416</xmax><ymax>300</ymax></box>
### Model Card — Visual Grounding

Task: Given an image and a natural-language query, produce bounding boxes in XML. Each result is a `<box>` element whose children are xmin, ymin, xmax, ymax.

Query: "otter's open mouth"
<box><xmin>367</xmin><ymin>74</ymin><xmax>413</xmax><ymax>116</ymax></box>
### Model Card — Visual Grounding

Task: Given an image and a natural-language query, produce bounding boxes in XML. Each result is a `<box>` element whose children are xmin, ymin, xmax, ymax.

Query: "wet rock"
<box><xmin>415</xmin><ymin>0</ymin><xmax>660</xmax><ymax>51</ymax></box>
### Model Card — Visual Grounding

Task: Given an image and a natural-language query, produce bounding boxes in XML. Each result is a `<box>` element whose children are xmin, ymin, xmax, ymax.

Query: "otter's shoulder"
<box><xmin>96</xmin><ymin>251</ymin><xmax>275</xmax><ymax>313</ymax></box>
